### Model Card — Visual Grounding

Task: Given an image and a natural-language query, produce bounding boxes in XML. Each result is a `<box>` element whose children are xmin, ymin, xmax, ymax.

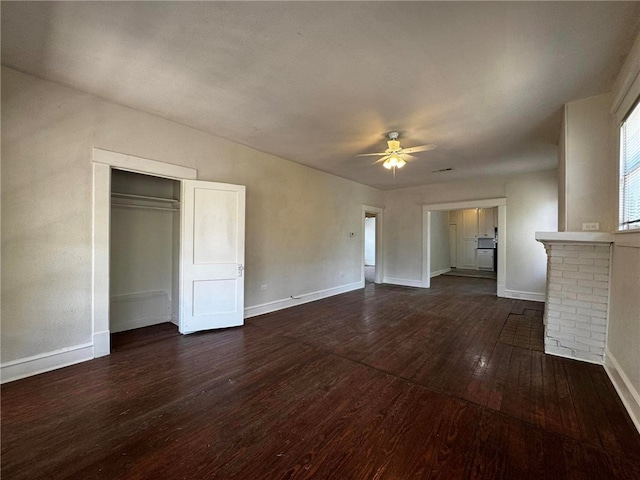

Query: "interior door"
<box><xmin>462</xmin><ymin>209</ymin><xmax>478</xmax><ymax>269</ymax></box>
<box><xmin>180</xmin><ymin>180</ymin><xmax>245</xmax><ymax>334</ymax></box>
<box><xmin>448</xmin><ymin>224</ymin><xmax>457</xmax><ymax>268</ymax></box>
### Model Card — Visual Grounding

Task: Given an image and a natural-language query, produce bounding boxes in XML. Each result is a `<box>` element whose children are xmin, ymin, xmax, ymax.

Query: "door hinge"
<box><xmin>238</xmin><ymin>264</ymin><xmax>244</xmax><ymax>277</ymax></box>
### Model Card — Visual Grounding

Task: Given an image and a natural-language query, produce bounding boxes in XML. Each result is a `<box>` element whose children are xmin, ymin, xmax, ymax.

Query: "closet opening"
<box><xmin>109</xmin><ymin>169</ymin><xmax>181</xmax><ymax>346</ymax></box>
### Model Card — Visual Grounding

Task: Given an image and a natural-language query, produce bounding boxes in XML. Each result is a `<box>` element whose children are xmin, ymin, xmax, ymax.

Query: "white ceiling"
<box><xmin>2</xmin><ymin>2</ymin><xmax>639</xmax><ymax>190</ymax></box>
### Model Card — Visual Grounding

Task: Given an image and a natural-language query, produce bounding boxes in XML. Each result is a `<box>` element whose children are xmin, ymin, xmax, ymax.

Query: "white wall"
<box><xmin>1</xmin><ymin>67</ymin><xmax>383</xmax><ymax>365</ymax></box>
<box><xmin>563</xmin><ymin>93</ymin><xmax>616</xmax><ymax>232</ymax></box>
<box><xmin>505</xmin><ymin>170</ymin><xmax>558</xmax><ymax>294</ymax></box>
<box><xmin>364</xmin><ymin>217</ymin><xmax>376</xmax><ymax>266</ymax></box>
<box><xmin>429</xmin><ymin>211</ymin><xmax>450</xmax><ymax>275</ymax></box>
<box><xmin>383</xmin><ymin>170</ymin><xmax>557</xmax><ymax>296</ymax></box>
<box><xmin>608</xmin><ymin>239</ymin><xmax>640</xmax><ymax>427</ymax></box>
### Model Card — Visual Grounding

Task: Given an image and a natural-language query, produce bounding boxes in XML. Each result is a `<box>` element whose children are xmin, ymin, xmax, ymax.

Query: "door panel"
<box><xmin>462</xmin><ymin>209</ymin><xmax>478</xmax><ymax>269</ymax></box>
<box><xmin>449</xmin><ymin>224</ymin><xmax>457</xmax><ymax>268</ymax></box>
<box><xmin>192</xmin><ymin>280</ymin><xmax>238</xmax><ymax>315</ymax></box>
<box><xmin>462</xmin><ymin>209</ymin><xmax>478</xmax><ymax>238</ymax></box>
<box><xmin>193</xmin><ymin>188</ymin><xmax>238</xmax><ymax>264</ymax></box>
<box><xmin>180</xmin><ymin>180</ymin><xmax>245</xmax><ymax>333</ymax></box>
<box><xmin>462</xmin><ymin>238</ymin><xmax>477</xmax><ymax>269</ymax></box>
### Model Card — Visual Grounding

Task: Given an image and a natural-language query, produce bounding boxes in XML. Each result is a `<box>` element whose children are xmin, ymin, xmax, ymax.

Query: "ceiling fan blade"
<box><xmin>401</xmin><ymin>144</ymin><xmax>437</xmax><ymax>154</ymax></box>
<box><xmin>356</xmin><ymin>152</ymin><xmax>388</xmax><ymax>157</ymax></box>
<box><xmin>402</xmin><ymin>154</ymin><xmax>418</xmax><ymax>161</ymax></box>
<box><xmin>373</xmin><ymin>155</ymin><xmax>390</xmax><ymax>165</ymax></box>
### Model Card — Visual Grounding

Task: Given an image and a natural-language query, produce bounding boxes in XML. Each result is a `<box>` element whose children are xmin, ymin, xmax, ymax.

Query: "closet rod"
<box><xmin>111</xmin><ymin>192</ymin><xmax>180</xmax><ymax>204</ymax></box>
<box><xmin>111</xmin><ymin>203</ymin><xmax>179</xmax><ymax>212</ymax></box>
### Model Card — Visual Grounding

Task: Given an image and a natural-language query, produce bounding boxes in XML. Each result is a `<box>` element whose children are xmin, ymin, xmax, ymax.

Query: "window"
<box><xmin>620</xmin><ymin>99</ymin><xmax>640</xmax><ymax>230</ymax></box>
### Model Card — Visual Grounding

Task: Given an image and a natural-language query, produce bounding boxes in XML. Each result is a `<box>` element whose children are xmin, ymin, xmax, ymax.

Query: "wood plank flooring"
<box><xmin>2</xmin><ymin>276</ymin><xmax>639</xmax><ymax>479</ymax></box>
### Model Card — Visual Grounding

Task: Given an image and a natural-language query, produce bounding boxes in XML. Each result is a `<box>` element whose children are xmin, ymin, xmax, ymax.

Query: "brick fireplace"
<box><xmin>535</xmin><ymin>232</ymin><xmax>614</xmax><ymax>364</ymax></box>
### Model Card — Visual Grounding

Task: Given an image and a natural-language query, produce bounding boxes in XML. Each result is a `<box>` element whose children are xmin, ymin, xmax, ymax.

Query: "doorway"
<box><xmin>110</xmin><ymin>169</ymin><xmax>180</xmax><ymax>335</ymax></box>
<box><xmin>364</xmin><ymin>214</ymin><xmax>376</xmax><ymax>285</ymax></box>
<box><xmin>422</xmin><ymin>198</ymin><xmax>507</xmax><ymax>297</ymax></box>
<box><xmin>361</xmin><ymin>205</ymin><xmax>384</xmax><ymax>286</ymax></box>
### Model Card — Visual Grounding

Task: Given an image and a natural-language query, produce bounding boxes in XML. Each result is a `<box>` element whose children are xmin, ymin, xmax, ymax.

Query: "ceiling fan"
<box><xmin>357</xmin><ymin>132</ymin><xmax>437</xmax><ymax>177</ymax></box>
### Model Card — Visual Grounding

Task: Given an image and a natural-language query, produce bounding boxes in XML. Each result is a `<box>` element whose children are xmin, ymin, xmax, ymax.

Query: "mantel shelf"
<box><xmin>535</xmin><ymin>231</ymin><xmax>614</xmax><ymax>244</ymax></box>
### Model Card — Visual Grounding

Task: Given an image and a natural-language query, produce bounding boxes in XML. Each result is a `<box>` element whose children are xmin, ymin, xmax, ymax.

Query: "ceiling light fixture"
<box><xmin>356</xmin><ymin>132</ymin><xmax>437</xmax><ymax>179</ymax></box>
<box><xmin>383</xmin><ymin>154</ymin><xmax>406</xmax><ymax>170</ymax></box>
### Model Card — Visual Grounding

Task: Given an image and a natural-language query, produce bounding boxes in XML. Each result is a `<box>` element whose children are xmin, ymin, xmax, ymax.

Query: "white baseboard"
<box><xmin>382</xmin><ymin>277</ymin><xmax>425</xmax><ymax>288</ymax></box>
<box><xmin>1</xmin><ymin>343</ymin><xmax>94</xmax><ymax>384</ymax></box>
<box><xmin>110</xmin><ymin>290</ymin><xmax>172</xmax><ymax>333</ymax></box>
<box><xmin>93</xmin><ymin>330</ymin><xmax>110</xmax><ymax>358</ymax></box>
<box><xmin>430</xmin><ymin>268</ymin><xmax>451</xmax><ymax>278</ymax></box>
<box><xmin>605</xmin><ymin>349</ymin><xmax>640</xmax><ymax>434</ymax></box>
<box><xmin>110</xmin><ymin>314</ymin><xmax>173</xmax><ymax>333</ymax></box>
<box><xmin>503</xmin><ymin>289</ymin><xmax>545</xmax><ymax>302</ymax></box>
<box><xmin>245</xmin><ymin>281</ymin><xmax>362</xmax><ymax>318</ymax></box>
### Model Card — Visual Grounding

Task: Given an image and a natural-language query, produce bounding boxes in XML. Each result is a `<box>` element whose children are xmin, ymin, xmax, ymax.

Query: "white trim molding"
<box><xmin>244</xmin><ymin>281</ymin><xmax>362</xmax><ymax>319</ymax></box>
<box><xmin>503</xmin><ymin>289</ymin><xmax>545</xmax><ymax>303</ymax></box>
<box><xmin>1</xmin><ymin>343</ymin><xmax>94</xmax><ymax>384</ymax></box>
<box><xmin>382</xmin><ymin>277</ymin><xmax>424</xmax><ymax>288</ymax></box>
<box><xmin>93</xmin><ymin>331</ymin><xmax>110</xmax><ymax>358</ymax></box>
<box><xmin>430</xmin><ymin>268</ymin><xmax>452</xmax><ymax>278</ymax></box>
<box><xmin>605</xmin><ymin>349</ymin><xmax>640</xmax><ymax>433</ymax></box>
<box><xmin>93</xmin><ymin>148</ymin><xmax>197</xmax><ymax>180</ymax></box>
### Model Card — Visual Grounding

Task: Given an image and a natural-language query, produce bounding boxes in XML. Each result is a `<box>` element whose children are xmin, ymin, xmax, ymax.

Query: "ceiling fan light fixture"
<box><xmin>383</xmin><ymin>154</ymin><xmax>402</xmax><ymax>169</ymax></box>
<box><xmin>358</xmin><ymin>131</ymin><xmax>436</xmax><ymax>176</ymax></box>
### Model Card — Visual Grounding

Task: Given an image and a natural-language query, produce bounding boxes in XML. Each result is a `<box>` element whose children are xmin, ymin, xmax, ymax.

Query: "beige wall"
<box><xmin>563</xmin><ymin>93</ymin><xmax>616</xmax><ymax>232</ymax></box>
<box><xmin>558</xmin><ymin>110</ymin><xmax>567</xmax><ymax>231</ymax></box>
<box><xmin>608</xmin><ymin>242</ymin><xmax>640</xmax><ymax>389</ymax></box>
<box><xmin>1</xmin><ymin>67</ymin><xmax>382</xmax><ymax>363</ymax></box>
<box><xmin>383</xmin><ymin>170</ymin><xmax>558</xmax><ymax>296</ymax></box>
<box><xmin>505</xmin><ymin>170</ymin><xmax>558</xmax><ymax>293</ymax></box>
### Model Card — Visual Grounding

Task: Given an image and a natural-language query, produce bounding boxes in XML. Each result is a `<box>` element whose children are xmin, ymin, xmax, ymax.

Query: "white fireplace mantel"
<box><xmin>535</xmin><ymin>231</ymin><xmax>614</xmax><ymax>243</ymax></box>
<box><xmin>535</xmin><ymin>231</ymin><xmax>613</xmax><ymax>365</ymax></box>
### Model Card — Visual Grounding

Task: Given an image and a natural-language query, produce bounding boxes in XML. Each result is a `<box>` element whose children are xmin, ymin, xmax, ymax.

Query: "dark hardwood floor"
<box><xmin>3</xmin><ymin>276</ymin><xmax>640</xmax><ymax>479</ymax></box>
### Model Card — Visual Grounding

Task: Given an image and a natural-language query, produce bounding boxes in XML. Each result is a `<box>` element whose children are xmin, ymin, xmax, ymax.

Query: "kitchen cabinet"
<box><xmin>478</xmin><ymin>208</ymin><xmax>496</xmax><ymax>237</ymax></box>
<box><xmin>477</xmin><ymin>249</ymin><xmax>494</xmax><ymax>271</ymax></box>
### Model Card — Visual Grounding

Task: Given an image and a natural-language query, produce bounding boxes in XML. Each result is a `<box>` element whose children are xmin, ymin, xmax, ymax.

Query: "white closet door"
<box><xmin>180</xmin><ymin>180</ymin><xmax>245</xmax><ymax>334</ymax></box>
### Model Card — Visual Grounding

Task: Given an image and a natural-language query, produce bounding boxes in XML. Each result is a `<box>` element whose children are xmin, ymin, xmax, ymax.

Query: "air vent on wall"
<box><xmin>432</xmin><ymin>167</ymin><xmax>454</xmax><ymax>173</ymax></box>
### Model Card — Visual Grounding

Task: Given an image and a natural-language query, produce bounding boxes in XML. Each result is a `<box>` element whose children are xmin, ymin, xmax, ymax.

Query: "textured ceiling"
<box><xmin>2</xmin><ymin>2</ymin><xmax>639</xmax><ymax>190</ymax></box>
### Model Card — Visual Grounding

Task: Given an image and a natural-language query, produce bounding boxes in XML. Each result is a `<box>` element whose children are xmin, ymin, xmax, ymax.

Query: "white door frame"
<box><xmin>91</xmin><ymin>148</ymin><xmax>197</xmax><ymax>357</ymax></box>
<box><xmin>422</xmin><ymin>198</ymin><xmax>507</xmax><ymax>297</ymax></box>
<box><xmin>361</xmin><ymin>205</ymin><xmax>384</xmax><ymax>287</ymax></box>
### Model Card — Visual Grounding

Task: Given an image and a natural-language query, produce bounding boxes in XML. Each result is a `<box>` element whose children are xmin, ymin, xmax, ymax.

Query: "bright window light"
<box><xmin>620</xmin><ymin>99</ymin><xmax>640</xmax><ymax>230</ymax></box>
